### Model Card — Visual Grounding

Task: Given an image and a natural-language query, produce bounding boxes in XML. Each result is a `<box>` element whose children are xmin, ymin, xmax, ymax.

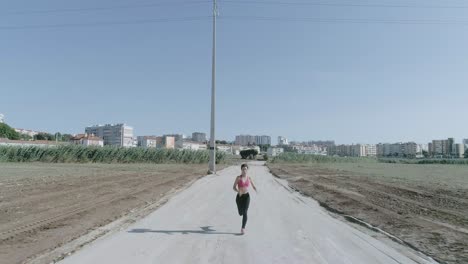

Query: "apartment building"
<box><xmin>328</xmin><ymin>144</ymin><xmax>375</xmax><ymax>157</ymax></box>
<box><xmin>376</xmin><ymin>142</ymin><xmax>419</xmax><ymax>157</ymax></box>
<box><xmin>159</xmin><ymin>136</ymin><xmax>175</xmax><ymax>149</ymax></box>
<box><xmin>85</xmin><ymin>124</ymin><xmax>135</xmax><ymax>147</ymax></box>
<box><xmin>235</xmin><ymin>135</ymin><xmax>271</xmax><ymax>146</ymax></box>
<box><xmin>429</xmin><ymin>138</ymin><xmax>455</xmax><ymax>157</ymax></box>
<box><xmin>192</xmin><ymin>132</ymin><xmax>207</xmax><ymax>143</ymax></box>
<box><xmin>163</xmin><ymin>134</ymin><xmax>183</xmax><ymax>148</ymax></box>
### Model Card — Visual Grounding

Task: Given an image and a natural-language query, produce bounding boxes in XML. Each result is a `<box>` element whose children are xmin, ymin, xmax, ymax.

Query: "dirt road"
<box><xmin>56</xmin><ymin>162</ymin><xmax>435</xmax><ymax>264</ymax></box>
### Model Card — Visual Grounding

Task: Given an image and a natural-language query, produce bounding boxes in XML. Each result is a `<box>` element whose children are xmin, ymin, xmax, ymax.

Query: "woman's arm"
<box><xmin>233</xmin><ymin>176</ymin><xmax>239</xmax><ymax>192</ymax></box>
<box><xmin>250</xmin><ymin>177</ymin><xmax>258</xmax><ymax>192</ymax></box>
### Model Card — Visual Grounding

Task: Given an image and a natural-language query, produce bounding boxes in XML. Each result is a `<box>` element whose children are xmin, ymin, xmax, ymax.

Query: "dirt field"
<box><xmin>268</xmin><ymin>162</ymin><xmax>468</xmax><ymax>264</ymax></box>
<box><xmin>0</xmin><ymin>162</ymin><xmax>229</xmax><ymax>264</ymax></box>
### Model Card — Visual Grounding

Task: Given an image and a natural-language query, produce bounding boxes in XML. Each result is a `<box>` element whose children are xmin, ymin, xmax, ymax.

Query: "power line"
<box><xmin>2</xmin><ymin>15</ymin><xmax>468</xmax><ymax>31</ymax></box>
<box><xmin>0</xmin><ymin>17</ymin><xmax>211</xmax><ymax>30</ymax></box>
<box><xmin>3</xmin><ymin>0</ymin><xmax>468</xmax><ymax>17</ymax></box>
<box><xmin>222</xmin><ymin>0</ymin><xmax>468</xmax><ymax>9</ymax></box>
<box><xmin>220</xmin><ymin>16</ymin><xmax>468</xmax><ymax>25</ymax></box>
<box><xmin>1</xmin><ymin>1</ymin><xmax>211</xmax><ymax>16</ymax></box>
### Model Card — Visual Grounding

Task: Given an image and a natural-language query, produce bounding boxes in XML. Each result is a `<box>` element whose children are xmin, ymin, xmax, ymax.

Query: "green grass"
<box><xmin>270</xmin><ymin>161</ymin><xmax>468</xmax><ymax>190</ymax></box>
<box><xmin>316</xmin><ymin>162</ymin><xmax>468</xmax><ymax>189</ymax></box>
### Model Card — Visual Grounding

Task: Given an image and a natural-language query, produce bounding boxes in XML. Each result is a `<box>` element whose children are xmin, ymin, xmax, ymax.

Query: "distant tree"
<box><xmin>19</xmin><ymin>134</ymin><xmax>32</xmax><ymax>141</ymax></box>
<box><xmin>465</xmin><ymin>149</ymin><xmax>468</xmax><ymax>159</ymax></box>
<box><xmin>258</xmin><ymin>144</ymin><xmax>271</xmax><ymax>152</ymax></box>
<box><xmin>282</xmin><ymin>145</ymin><xmax>297</xmax><ymax>153</ymax></box>
<box><xmin>215</xmin><ymin>140</ymin><xmax>228</xmax><ymax>145</ymax></box>
<box><xmin>0</xmin><ymin>123</ymin><xmax>20</xmax><ymax>140</ymax></box>
<box><xmin>240</xmin><ymin>149</ymin><xmax>259</xmax><ymax>159</ymax></box>
<box><xmin>422</xmin><ymin>150</ymin><xmax>429</xmax><ymax>158</ymax></box>
<box><xmin>61</xmin><ymin>134</ymin><xmax>73</xmax><ymax>142</ymax></box>
<box><xmin>34</xmin><ymin>133</ymin><xmax>54</xmax><ymax>141</ymax></box>
<box><xmin>34</xmin><ymin>133</ymin><xmax>46</xmax><ymax>140</ymax></box>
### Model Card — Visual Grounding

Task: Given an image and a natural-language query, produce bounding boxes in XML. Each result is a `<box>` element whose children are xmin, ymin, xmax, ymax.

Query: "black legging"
<box><xmin>236</xmin><ymin>193</ymin><xmax>250</xmax><ymax>228</ymax></box>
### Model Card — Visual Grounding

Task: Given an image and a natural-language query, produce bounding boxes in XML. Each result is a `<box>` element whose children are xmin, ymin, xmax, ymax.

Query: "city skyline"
<box><xmin>1</xmin><ymin>0</ymin><xmax>468</xmax><ymax>145</ymax></box>
<box><xmin>2</xmin><ymin>113</ymin><xmax>467</xmax><ymax>146</ymax></box>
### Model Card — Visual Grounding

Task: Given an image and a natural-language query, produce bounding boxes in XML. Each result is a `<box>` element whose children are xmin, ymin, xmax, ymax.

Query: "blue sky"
<box><xmin>1</xmin><ymin>0</ymin><xmax>467</xmax><ymax>145</ymax></box>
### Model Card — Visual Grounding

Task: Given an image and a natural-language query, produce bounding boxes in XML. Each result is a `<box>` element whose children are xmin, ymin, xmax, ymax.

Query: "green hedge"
<box><xmin>270</xmin><ymin>153</ymin><xmax>377</xmax><ymax>164</ymax></box>
<box><xmin>270</xmin><ymin>153</ymin><xmax>468</xmax><ymax>165</ymax></box>
<box><xmin>0</xmin><ymin>145</ymin><xmax>226</xmax><ymax>164</ymax></box>
<box><xmin>379</xmin><ymin>158</ymin><xmax>468</xmax><ymax>165</ymax></box>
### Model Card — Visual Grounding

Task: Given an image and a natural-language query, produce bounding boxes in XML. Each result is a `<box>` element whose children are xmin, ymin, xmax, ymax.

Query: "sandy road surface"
<box><xmin>58</xmin><ymin>162</ymin><xmax>436</xmax><ymax>264</ymax></box>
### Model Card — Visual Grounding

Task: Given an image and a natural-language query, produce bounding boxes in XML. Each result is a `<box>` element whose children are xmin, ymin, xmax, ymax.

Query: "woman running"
<box><xmin>233</xmin><ymin>163</ymin><xmax>257</xmax><ymax>234</ymax></box>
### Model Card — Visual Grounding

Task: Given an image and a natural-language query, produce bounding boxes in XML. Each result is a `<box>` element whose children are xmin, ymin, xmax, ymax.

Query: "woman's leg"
<box><xmin>236</xmin><ymin>194</ymin><xmax>243</xmax><ymax>216</ymax></box>
<box><xmin>241</xmin><ymin>193</ymin><xmax>250</xmax><ymax>229</ymax></box>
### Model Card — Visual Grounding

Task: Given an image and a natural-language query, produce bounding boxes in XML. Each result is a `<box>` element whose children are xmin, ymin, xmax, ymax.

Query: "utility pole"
<box><xmin>208</xmin><ymin>0</ymin><xmax>217</xmax><ymax>174</ymax></box>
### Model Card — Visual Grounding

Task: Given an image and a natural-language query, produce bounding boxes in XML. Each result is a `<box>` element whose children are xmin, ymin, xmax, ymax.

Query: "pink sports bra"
<box><xmin>238</xmin><ymin>176</ymin><xmax>250</xmax><ymax>188</ymax></box>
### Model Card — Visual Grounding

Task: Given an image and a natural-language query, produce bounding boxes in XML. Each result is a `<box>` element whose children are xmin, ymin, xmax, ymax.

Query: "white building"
<box><xmin>14</xmin><ymin>128</ymin><xmax>41</xmax><ymax>138</ymax></box>
<box><xmin>278</xmin><ymin>136</ymin><xmax>289</xmax><ymax>146</ymax></box>
<box><xmin>365</xmin><ymin>144</ymin><xmax>377</xmax><ymax>157</ymax></box>
<box><xmin>267</xmin><ymin>147</ymin><xmax>284</xmax><ymax>157</ymax></box>
<box><xmin>352</xmin><ymin>144</ymin><xmax>367</xmax><ymax>157</ymax></box>
<box><xmin>85</xmin><ymin>124</ymin><xmax>135</xmax><ymax>147</ymax></box>
<box><xmin>0</xmin><ymin>113</ymin><xmax>4</xmax><ymax>123</ymax></box>
<box><xmin>463</xmin><ymin>139</ymin><xmax>468</xmax><ymax>149</ymax></box>
<box><xmin>293</xmin><ymin>144</ymin><xmax>327</xmax><ymax>155</ymax></box>
<box><xmin>0</xmin><ymin>138</ymin><xmax>65</xmax><ymax>147</ymax></box>
<box><xmin>217</xmin><ymin>144</ymin><xmax>233</xmax><ymax>154</ymax></box>
<box><xmin>137</xmin><ymin>136</ymin><xmax>158</xmax><ymax>148</ymax></box>
<box><xmin>417</xmin><ymin>144</ymin><xmax>428</xmax><ymax>153</ymax></box>
<box><xmin>71</xmin><ymin>134</ymin><xmax>104</xmax><ymax>147</ymax></box>
<box><xmin>452</xmin><ymin>143</ymin><xmax>465</xmax><ymax>158</ymax></box>
<box><xmin>180</xmin><ymin>140</ymin><xmax>206</xmax><ymax>150</ymax></box>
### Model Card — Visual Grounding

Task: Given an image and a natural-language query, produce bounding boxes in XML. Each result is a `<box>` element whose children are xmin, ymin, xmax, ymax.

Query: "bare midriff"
<box><xmin>238</xmin><ymin>186</ymin><xmax>249</xmax><ymax>195</ymax></box>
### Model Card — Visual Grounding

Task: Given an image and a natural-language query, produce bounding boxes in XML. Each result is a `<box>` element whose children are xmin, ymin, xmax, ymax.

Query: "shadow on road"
<box><xmin>128</xmin><ymin>226</ymin><xmax>241</xmax><ymax>235</ymax></box>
